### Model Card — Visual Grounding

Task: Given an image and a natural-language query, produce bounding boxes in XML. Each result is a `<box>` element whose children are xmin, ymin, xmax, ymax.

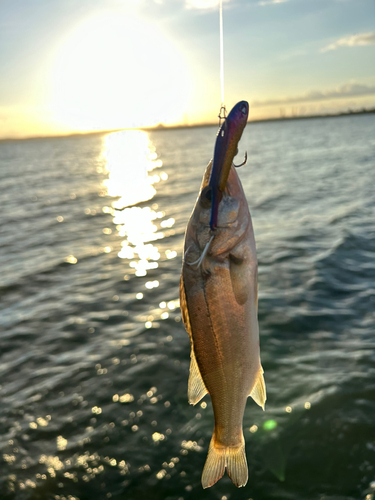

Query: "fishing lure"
<box><xmin>207</xmin><ymin>100</ymin><xmax>249</xmax><ymax>230</ymax></box>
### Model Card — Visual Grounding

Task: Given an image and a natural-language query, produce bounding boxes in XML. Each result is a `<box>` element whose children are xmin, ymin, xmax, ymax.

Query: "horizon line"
<box><xmin>0</xmin><ymin>107</ymin><xmax>374</xmax><ymax>143</ymax></box>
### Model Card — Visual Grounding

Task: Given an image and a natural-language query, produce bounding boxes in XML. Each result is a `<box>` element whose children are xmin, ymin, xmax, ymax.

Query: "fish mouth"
<box><xmin>208</xmin><ymin>101</ymin><xmax>249</xmax><ymax>230</ymax></box>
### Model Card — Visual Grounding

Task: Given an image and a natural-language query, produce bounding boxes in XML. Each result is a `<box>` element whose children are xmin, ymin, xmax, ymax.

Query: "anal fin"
<box><xmin>188</xmin><ymin>348</ymin><xmax>208</xmax><ymax>405</ymax></box>
<box><xmin>249</xmin><ymin>366</ymin><xmax>266</xmax><ymax>410</ymax></box>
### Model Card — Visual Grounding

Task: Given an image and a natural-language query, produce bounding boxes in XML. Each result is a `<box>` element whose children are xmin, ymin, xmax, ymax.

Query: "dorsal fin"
<box><xmin>179</xmin><ymin>272</ymin><xmax>208</xmax><ymax>405</ymax></box>
<box><xmin>179</xmin><ymin>271</ymin><xmax>192</xmax><ymax>337</ymax></box>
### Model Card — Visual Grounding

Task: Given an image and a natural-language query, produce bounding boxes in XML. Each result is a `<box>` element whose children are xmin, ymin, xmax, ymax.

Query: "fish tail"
<box><xmin>201</xmin><ymin>436</ymin><xmax>226</xmax><ymax>489</ymax></box>
<box><xmin>201</xmin><ymin>433</ymin><xmax>248</xmax><ymax>489</ymax></box>
<box><xmin>226</xmin><ymin>435</ymin><xmax>248</xmax><ymax>488</ymax></box>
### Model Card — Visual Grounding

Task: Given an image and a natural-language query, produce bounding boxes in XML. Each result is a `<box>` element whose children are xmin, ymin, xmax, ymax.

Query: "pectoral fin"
<box><xmin>188</xmin><ymin>347</ymin><xmax>208</xmax><ymax>405</ymax></box>
<box><xmin>229</xmin><ymin>254</ymin><xmax>250</xmax><ymax>305</ymax></box>
<box><xmin>249</xmin><ymin>367</ymin><xmax>266</xmax><ymax>410</ymax></box>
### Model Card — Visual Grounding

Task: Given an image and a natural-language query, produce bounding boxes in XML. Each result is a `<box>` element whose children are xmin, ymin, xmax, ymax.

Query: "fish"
<box><xmin>179</xmin><ymin>102</ymin><xmax>266</xmax><ymax>489</ymax></box>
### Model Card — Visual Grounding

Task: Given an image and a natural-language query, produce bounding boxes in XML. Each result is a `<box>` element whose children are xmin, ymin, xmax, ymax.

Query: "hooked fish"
<box><xmin>180</xmin><ymin>101</ymin><xmax>266</xmax><ymax>489</ymax></box>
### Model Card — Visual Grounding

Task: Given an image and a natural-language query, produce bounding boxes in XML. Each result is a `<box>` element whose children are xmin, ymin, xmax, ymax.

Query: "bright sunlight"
<box><xmin>49</xmin><ymin>12</ymin><xmax>192</xmax><ymax>132</ymax></box>
<box><xmin>103</xmin><ymin>130</ymin><xmax>162</xmax><ymax>207</ymax></box>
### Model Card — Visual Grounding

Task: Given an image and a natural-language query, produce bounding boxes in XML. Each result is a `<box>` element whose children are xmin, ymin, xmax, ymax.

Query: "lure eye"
<box><xmin>200</xmin><ymin>186</ymin><xmax>212</xmax><ymax>209</ymax></box>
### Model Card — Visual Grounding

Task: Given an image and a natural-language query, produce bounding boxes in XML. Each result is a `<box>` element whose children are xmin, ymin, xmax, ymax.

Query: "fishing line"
<box><xmin>218</xmin><ymin>0</ymin><xmax>226</xmax><ymax>123</ymax></box>
<box><xmin>219</xmin><ymin>0</ymin><xmax>224</xmax><ymax>106</ymax></box>
<box><xmin>189</xmin><ymin>0</ymin><xmax>226</xmax><ymax>270</ymax></box>
<box><xmin>185</xmin><ymin>234</ymin><xmax>215</xmax><ymax>269</ymax></box>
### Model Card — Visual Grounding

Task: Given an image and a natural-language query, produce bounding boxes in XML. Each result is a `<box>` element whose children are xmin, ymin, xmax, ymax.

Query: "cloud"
<box><xmin>258</xmin><ymin>0</ymin><xmax>289</xmax><ymax>5</ymax></box>
<box><xmin>184</xmin><ymin>0</ymin><xmax>231</xmax><ymax>10</ymax></box>
<box><xmin>321</xmin><ymin>32</ymin><xmax>375</xmax><ymax>52</ymax></box>
<box><xmin>251</xmin><ymin>82</ymin><xmax>375</xmax><ymax>107</ymax></box>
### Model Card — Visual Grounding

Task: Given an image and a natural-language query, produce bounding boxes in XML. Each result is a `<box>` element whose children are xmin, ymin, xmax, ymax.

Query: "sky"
<box><xmin>0</xmin><ymin>0</ymin><xmax>374</xmax><ymax>139</ymax></box>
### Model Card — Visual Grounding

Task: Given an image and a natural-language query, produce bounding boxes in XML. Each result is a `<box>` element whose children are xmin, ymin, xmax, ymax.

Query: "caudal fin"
<box><xmin>226</xmin><ymin>438</ymin><xmax>248</xmax><ymax>488</ymax></box>
<box><xmin>201</xmin><ymin>434</ymin><xmax>248</xmax><ymax>489</ymax></box>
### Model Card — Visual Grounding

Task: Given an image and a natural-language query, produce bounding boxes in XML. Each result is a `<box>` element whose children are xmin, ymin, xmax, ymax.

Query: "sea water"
<box><xmin>0</xmin><ymin>115</ymin><xmax>374</xmax><ymax>500</ymax></box>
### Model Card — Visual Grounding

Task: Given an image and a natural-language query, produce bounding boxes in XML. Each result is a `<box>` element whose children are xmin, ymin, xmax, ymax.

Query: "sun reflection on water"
<box><xmin>102</xmin><ymin>130</ymin><xmax>170</xmax><ymax>277</ymax></box>
<box><xmin>116</xmin><ymin>206</ymin><xmax>164</xmax><ymax>277</ymax></box>
<box><xmin>103</xmin><ymin>130</ymin><xmax>162</xmax><ymax>207</ymax></box>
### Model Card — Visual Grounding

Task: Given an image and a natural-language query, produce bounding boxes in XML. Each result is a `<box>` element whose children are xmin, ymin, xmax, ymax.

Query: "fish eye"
<box><xmin>241</xmin><ymin>105</ymin><xmax>247</xmax><ymax>115</ymax></box>
<box><xmin>200</xmin><ymin>186</ymin><xmax>212</xmax><ymax>209</ymax></box>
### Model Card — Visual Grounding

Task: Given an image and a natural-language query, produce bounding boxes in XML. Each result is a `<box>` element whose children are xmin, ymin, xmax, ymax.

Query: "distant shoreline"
<box><xmin>1</xmin><ymin>107</ymin><xmax>374</xmax><ymax>142</ymax></box>
<box><xmin>144</xmin><ymin>107</ymin><xmax>375</xmax><ymax>132</ymax></box>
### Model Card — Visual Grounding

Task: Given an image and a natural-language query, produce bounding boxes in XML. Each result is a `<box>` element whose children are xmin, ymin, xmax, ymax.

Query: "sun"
<box><xmin>49</xmin><ymin>11</ymin><xmax>192</xmax><ymax>132</ymax></box>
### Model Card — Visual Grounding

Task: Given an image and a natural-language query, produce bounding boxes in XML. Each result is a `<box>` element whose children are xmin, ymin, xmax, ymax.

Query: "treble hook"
<box><xmin>233</xmin><ymin>151</ymin><xmax>247</xmax><ymax>168</ymax></box>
